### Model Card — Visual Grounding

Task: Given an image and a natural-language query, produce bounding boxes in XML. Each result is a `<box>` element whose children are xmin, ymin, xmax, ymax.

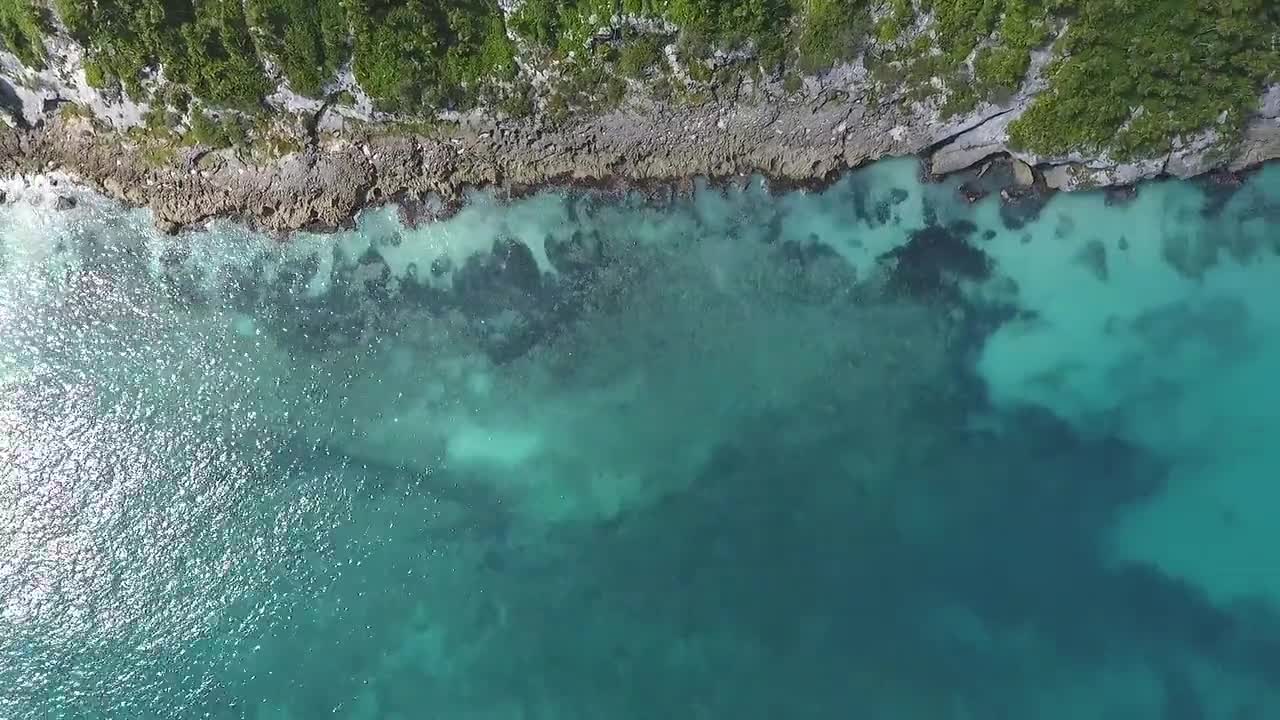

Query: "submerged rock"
<box><xmin>957</xmin><ymin>182</ymin><xmax>988</xmax><ymax>204</ymax></box>
<box><xmin>545</xmin><ymin>230</ymin><xmax>605</xmax><ymax>275</ymax></box>
<box><xmin>879</xmin><ymin>223</ymin><xmax>992</xmax><ymax>298</ymax></box>
<box><xmin>1104</xmin><ymin>185</ymin><xmax>1138</xmax><ymax>207</ymax></box>
<box><xmin>999</xmin><ymin>186</ymin><xmax>1051</xmax><ymax>231</ymax></box>
<box><xmin>453</xmin><ymin>238</ymin><xmax>543</xmax><ymax>318</ymax></box>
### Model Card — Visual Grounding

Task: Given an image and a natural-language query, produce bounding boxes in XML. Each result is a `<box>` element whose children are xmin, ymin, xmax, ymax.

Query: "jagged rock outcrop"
<box><xmin>931</xmin><ymin>83</ymin><xmax>1280</xmax><ymax>191</ymax></box>
<box><xmin>2</xmin><ymin>24</ymin><xmax>1277</xmax><ymax>231</ymax></box>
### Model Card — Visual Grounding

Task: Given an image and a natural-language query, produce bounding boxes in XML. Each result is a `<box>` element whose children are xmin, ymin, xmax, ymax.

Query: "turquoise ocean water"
<box><xmin>2</xmin><ymin>160</ymin><xmax>1280</xmax><ymax>719</ymax></box>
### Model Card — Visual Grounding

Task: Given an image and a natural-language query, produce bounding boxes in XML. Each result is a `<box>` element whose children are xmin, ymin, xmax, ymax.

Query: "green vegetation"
<box><xmin>664</xmin><ymin>0</ymin><xmax>792</xmax><ymax>68</ymax></box>
<box><xmin>1007</xmin><ymin>0</ymin><xmax>1280</xmax><ymax>159</ymax></box>
<box><xmin>507</xmin><ymin>0</ymin><xmax>822</xmax><ymax>72</ymax></box>
<box><xmin>0</xmin><ymin>0</ymin><xmax>44</xmax><ymax>67</ymax></box>
<box><xmin>221</xmin><ymin>113</ymin><xmax>249</xmax><ymax>145</ymax></box>
<box><xmin>248</xmin><ymin>0</ymin><xmax>348</xmax><ymax>97</ymax></box>
<box><xmin>497</xmin><ymin>81</ymin><xmax>535</xmax><ymax>117</ymax></box>
<box><xmin>83</xmin><ymin>60</ymin><xmax>112</xmax><ymax>90</ymax></box>
<box><xmin>57</xmin><ymin>101</ymin><xmax>93</xmax><ymax>120</ymax></box>
<box><xmin>794</xmin><ymin>0</ymin><xmax>868</xmax><ymax>75</ymax></box>
<box><xmin>618</xmin><ymin>36</ymin><xmax>664</xmax><ymax>79</ymax></box>
<box><xmin>348</xmin><ymin>0</ymin><xmax>444</xmax><ymax>111</ymax></box>
<box><xmin>187</xmin><ymin>106</ymin><xmax>232</xmax><ymax>147</ymax></box>
<box><xmin>174</xmin><ymin>0</ymin><xmax>272</xmax><ymax>107</ymax></box>
<box><xmin>347</xmin><ymin>0</ymin><xmax>517</xmax><ymax>112</ymax></box>
<box><xmin>873</xmin><ymin>0</ymin><xmax>1042</xmax><ymax>113</ymax></box>
<box><xmin>508</xmin><ymin>0</ymin><xmax>662</xmax><ymax>54</ymax></box>
<box><xmin>139</xmin><ymin>143</ymin><xmax>177</xmax><ymax>166</ymax></box>
<box><xmin>872</xmin><ymin>0</ymin><xmax>1279</xmax><ymax>159</ymax></box>
<box><xmin>39</xmin><ymin>0</ymin><xmax>519</xmax><ymax>111</ymax></box>
<box><xmin>441</xmin><ymin>1</ymin><xmax>519</xmax><ymax>105</ymax></box>
<box><xmin>875</xmin><ymin>0</ymin><xmax>912</xmax><ymax>43</ymax></box>
<box><xmin>52</xmin><ymin>0</ymin><xmax>269</xmax><ymax>107</ymax></box>
<box><xmin>667</xmin><ymin>0</ymin><xmax>788</xmax><ymax>45</ymax></box>
<box><xmin>0</xmin><ymin>0</ymin><xmax>1269</xmax><ymax>163</ymax></box>
<box><xmin>782</xmin><ymin>71</ymin><xmax>803</xmax><ymax>94</ymax></box>
<box><xmin>506</xmin><ymin>0</ymin><xmax>569</xmax><ymax>49</ymax></box>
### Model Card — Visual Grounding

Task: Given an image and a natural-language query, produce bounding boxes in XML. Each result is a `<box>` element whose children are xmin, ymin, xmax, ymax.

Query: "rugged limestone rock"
<box><xmin>929</xmin><ymin>81</ymin><xmax>1280</xmax><ymax>192</ymax></box>
<box><xmin>1011</xmin><ymin>159</ymin><xmax>1035</xmax><ymax>187</ymax></box>
<box><xmin>2</xmin><ymin>34</ymin><xmax>1277</xmax><ymax>232</ymax></box>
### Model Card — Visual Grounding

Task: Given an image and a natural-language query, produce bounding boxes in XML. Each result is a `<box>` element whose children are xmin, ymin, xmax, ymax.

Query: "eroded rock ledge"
<box><xmin>3</xmin><ymin>79</ymin><xmax>1278</xmax><ymax>234</ymax></box>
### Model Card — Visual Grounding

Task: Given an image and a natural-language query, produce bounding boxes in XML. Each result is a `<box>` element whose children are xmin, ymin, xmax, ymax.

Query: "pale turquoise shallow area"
<box><xmin>2</xmin><ymin>161</ymin><xmax>1279</xmax><ymax>719</ymax></box>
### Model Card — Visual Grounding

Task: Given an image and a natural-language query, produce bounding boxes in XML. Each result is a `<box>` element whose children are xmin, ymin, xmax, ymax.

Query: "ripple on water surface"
<box><xmin>2</xmin><ymin>162</ymin><xmax>1280</xmax><ymax>719</ymax></box>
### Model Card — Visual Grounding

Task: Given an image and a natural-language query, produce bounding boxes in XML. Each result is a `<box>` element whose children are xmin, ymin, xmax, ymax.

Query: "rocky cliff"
<box><xmin>1</xmin><ymin>1</ymin><xmax>1277</xmax><ymax>232</ymax></box>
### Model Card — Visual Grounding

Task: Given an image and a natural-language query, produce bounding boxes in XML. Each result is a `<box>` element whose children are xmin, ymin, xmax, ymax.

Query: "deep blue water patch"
<box><xmin>3</xmin><ymin>161</ymin><xmax>1280</xmax><ymax>719</ymax></box>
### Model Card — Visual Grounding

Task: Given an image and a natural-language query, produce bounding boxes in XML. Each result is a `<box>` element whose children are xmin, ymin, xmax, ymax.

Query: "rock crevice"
<box><xmin>2</xmin><ymin>56</ymin><xmax>1277</xmax><ymax>232</ymax></box>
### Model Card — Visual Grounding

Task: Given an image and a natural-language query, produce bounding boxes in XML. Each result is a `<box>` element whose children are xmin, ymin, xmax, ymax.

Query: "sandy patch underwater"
<box><xmin>970</xmin><ymin>165</ymin><xmax>1280</xmax><ymax>609</ymax></box>
<box><xmin>2</xmin><ymin>160</ymin><xmax>1280</xmax><ymax>719</ymax></box>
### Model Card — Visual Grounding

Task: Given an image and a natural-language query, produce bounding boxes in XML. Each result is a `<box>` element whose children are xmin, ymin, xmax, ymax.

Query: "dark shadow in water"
<box><xmin>498</xmin><ymin>395</ymin><xmax>1280</xmax><ymax>718</ymax></box>
<box><xmin>122</xmin><ymin>178</ymin><xmax>1280</xmax><ymax>718</ymax></box>
<box><xmin>879</xmin><ymin>219</ymin><xmax>991</xmax><ymax>299</ymax></box>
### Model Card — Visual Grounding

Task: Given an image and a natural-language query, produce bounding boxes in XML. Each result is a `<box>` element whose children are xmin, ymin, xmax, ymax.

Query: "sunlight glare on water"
<box><xmin>2</xmin><ymin>162</ymin><xmax>1280</xmax><ymax>719</ymax></box>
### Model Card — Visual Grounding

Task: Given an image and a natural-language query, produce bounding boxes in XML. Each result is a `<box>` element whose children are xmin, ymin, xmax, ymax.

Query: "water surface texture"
<box><xmin>3</xmin><ymin>161</ymin><xmax>1280</xmax><ymax>719</ymax></box>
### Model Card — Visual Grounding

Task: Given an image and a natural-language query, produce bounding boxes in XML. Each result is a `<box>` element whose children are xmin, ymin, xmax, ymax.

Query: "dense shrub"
<box><xmin>187</xmin><ymin>106</ymin><xmax>231</xmax><ymax>146</ymax></box>
<box><xmin>172</xmin><ymin>0</ymin><xmax>272</xmax><ymax>109</ymax></box>
<box><xmin>618</xmin><ymin>36</ymin><xmax>665</xmax><ymax>78</ymax></box>
<box><xmin>794</xmin><ymin>0</ymin><xmax>868</xmax><ymax>75</ymax></box>
<box><xmin>0</xmin><ymin>0</ymin><xmax>1264</xmax><ymax>161</ymax></box>
<box><xmin>877</xmin><ymin>0</ymin><xmax>1278</xmax><ymax>157</ymax></box>
<box><xmin>248</xmin><ymin>0</ymin><xmax>348</xmax><ymax>97</ymax></box>
<box><xmin>1008</xmin><ymin>0</ymin><xmax>1280</xmax><ymax>158</ymax></box>
<box><xmin>349</xmin><ymin>0</ymin><xmax>443</xmax><ymax>112</ymax></box>
<box><xmin>0</xmin><ymin>0</ymin><xmax>45</xmax><ymax>68</ymax></box>
<box><xmin>46</xmin><ymin>0</ymin><xmax>267</xmax><ymax>107</ymax></box>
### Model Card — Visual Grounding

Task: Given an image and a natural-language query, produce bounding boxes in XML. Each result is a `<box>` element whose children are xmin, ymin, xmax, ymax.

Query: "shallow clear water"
<box><xmin>2</xmin><ymin>160</ymin><xmax>1279</xmax><ymax>719</ymax></box>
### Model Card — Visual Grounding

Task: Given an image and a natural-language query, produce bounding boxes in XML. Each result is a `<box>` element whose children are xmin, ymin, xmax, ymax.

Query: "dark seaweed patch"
<box><xmin>879</xmin><ymin>222</ymin><xmax>992</xmax><ymax>298</ymax></box>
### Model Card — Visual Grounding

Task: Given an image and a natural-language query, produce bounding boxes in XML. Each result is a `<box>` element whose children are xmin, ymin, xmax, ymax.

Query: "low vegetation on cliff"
<box><xmin>1</xmin><ymin>0</ymin><xmax>1277</xmax><ymax>160</ymax></box>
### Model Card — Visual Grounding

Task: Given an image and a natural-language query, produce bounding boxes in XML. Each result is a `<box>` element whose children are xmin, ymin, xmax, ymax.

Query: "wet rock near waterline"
<box><xmin>946</xmin><ymin>156</ymin><xmax>1031</xmax><ymax>207</ymax></box>
<box><xmin>4</xmin><ymin>69</ymin><xmax>1271</xmax><ymax>238</ymax></box>
<box><xmin>1104</xmin><ymin>185</ymin><xmax>1139</xmax><ymax>207</ymax></box>
<box><xmin>1011</xmin><ymin>159</ymin><xmax>1036</xmax><ymax>188</ymax></box>
<box><xmin>1197</xmin><ymin>170</ymin><xmax>1248</xmax><ymax>218</ymax></box>
<box><xmin>958</xmin><ymin>183</ymin><xmax>989</xmax><ymax>204</ymax></box>
<box><xmin>999</xmin><ymin>185</ymin><xmax>1051</xmax><ymax>231</ymax></box>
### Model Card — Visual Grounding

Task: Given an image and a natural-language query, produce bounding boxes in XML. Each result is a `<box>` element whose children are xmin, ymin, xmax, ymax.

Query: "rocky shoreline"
<box><xmin>3</xmin><ymin>74</ymin><xmax>1279</xmax><ymax>234</ymax></box>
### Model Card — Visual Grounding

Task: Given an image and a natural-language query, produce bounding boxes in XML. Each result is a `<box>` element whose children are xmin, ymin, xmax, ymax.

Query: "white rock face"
<box><xmin>1260</xmin><ymin>84</ymin><xmax>1280</xmax><ymax>117</ymax></box>
<box><xmin>1165</xmin><ymin>128</ymin><xmax>1221</xmax><ymax>178</ymax></box>
<box><xmin>1231</xmin><ymin>84</ymin><xmax>1280</xmax><ymax>171</ymax></box>
<box><xmin>932</xmin><ymin>76</ymin><xmax>1280</xmax><ymax>188</ymax></box>
<box><xmin>0</xmin><ymin>37</ymin><xmax>149</xmax><ymax>128</ymax></box>
<box><xmin>1010</xmin><ymin>158</ymin><xmax>1034</xmax><ymax>186</ymax></box>
<box><xmin>2</xmin><ymin>15</ymin><xmax>1276</xmax><ymax>197</ymax></box>
<box><xmin>266</xmin><ymin>85</ymin><xmax>324</xmax><ymax>115</ymax></box>
<box><xmin>930</xmin><ymin>109</ymin><xmax>1021</xmax><ymax>175</ymax></box>
<box><xmin>1040</xmin><ymin>157</ymin><xmax>1166</xmax><ymax>191</ymax></box>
